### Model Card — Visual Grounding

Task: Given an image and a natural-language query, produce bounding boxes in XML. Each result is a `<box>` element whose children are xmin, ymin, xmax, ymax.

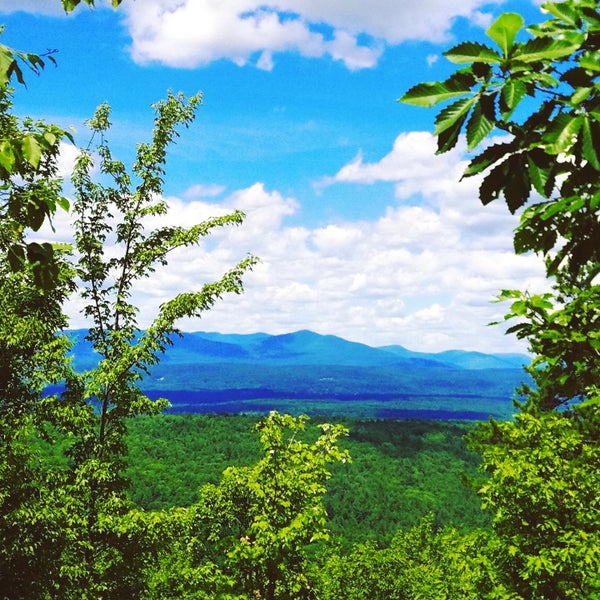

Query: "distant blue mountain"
<box><xmin>66</xmin><ymin>329</ymin><xmax>529</xmax><ymax>370</ymax></box>
<box><xmin>64</xmin><ymin>329</ymin><xmax>530</xmax><ymax>419</ymax></box>
<box><xmin>379</xmin><ymin>345</ymin><xmax>529</xmax><ymax>370</ymax></box>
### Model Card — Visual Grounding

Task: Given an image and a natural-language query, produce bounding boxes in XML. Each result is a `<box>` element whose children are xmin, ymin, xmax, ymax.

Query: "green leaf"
<box><xmin>543</xmin><ymin>113</ymin><xmax>583</xmax><ymax>155</ymax></box>
<box><xmin>61</xmin><ymin>0</ymin><xmax>79</xmax><ymax>11</ymax></box>
<box><xmin>486</xmin><ymin>13</ymin><xmax>525</xmax><ymax>57</ymax></box>
<box><xmin>466</xmin><ymin>101</ymin><xmax>494</xmax><ymax>150</ymax></box>
<box><xmin>436</xmin><ymin>111</ymin><xmax>468</xmax><ymax>154</ymax></box>
<box><xmin>443</xmin><ymin>41</ymin><xmax>501</xmax><ymax>64</ymax></box>
<box><xmin>579</xmin><ymin>51</ymin><xmax>600</xmax><ymax>72</ymax></box>
<box><xmin>582</xmin><ymin>116</ymin><xmax>600</xmax><ymax>170</ymax></box>
<box><xmin>399</xmin><ymin>78</ymin><xmax>471</xmax><ymax>108</ymax></box>
<box><xmin>0</xmin><ymin>140</ymin><xmax>16</xmax><ymax>174</ymax></box>
<box><xmin>463</xmin><ymin>142</ymin><xmax>514</xmax><ymax>178</ymax></box>
<box><xmin>500</xmin><ymin>79</ymin><xmax>527</xmax><ymax>118</ymax></box>
<box><xmin>513</xmin><ymin>36</ymin><xmax>583</xmax><ymax>63</ymax></box>
<box><xmin>543</xmin><ymin>1</ymin><xmax>579</xmax><ymax>26</ymax></box>
<box><xmin>0</xmin><ymin>47</ymin><xmax>15</xmax><ymax>86</ymax></box>
<box><xmin>22</xmin><ymin>135</ymin><xmax>43</xmax><ymax>169</ymax></box>
<box><xmin>527</xmin><ymin>149</ymin><xmax>555</xmax><ymax>198</ymax></box>
<box><xmin>57</xmin><ymin>196</ymin><xmax>71</xmax><ymax>211</ymax></box>
<box><xmin>434</xmin><ymin>97</ymin><xmax>475</xmax><ymax>135</ymax></box>
<box><xmin>43</xmin><ymin>130</ymin><xmax>57</xmax><ymax>147</ymax></box>
<box><xmin>570</xmin><ymin>86</ymin><xmax>593</xmax><ymax>105</ymax></box>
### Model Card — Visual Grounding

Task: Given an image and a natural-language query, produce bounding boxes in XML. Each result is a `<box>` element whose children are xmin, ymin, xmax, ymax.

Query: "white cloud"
<box><xmin>117</xmin><ymin>0</ymin><xmax>503</xmax><ymax>70</ymax></box>
<box><xmin>35</xmin><ymin>128</ymin><xmax>547</xmax><ymax>354</ymax></box>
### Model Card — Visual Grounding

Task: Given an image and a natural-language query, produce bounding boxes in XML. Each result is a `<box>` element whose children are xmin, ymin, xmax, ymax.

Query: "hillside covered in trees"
<box><xmin>1</xmin><ymin>1</ymin><xmax>599</xmax><ymax>599</ymax></box>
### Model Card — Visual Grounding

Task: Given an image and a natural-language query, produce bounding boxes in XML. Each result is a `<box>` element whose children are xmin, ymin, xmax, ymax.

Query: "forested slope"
<box><xmin>125</xmin><ymin>414</ymin><xmax>488</xmax><ymax>547</ymax></box>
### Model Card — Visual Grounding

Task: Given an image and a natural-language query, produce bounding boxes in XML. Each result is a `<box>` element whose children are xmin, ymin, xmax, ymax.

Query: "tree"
<box><xmin>0</xmin><ymin>90</ymin><xmax>257</xmax><ymax>598</ymax></box>
<box><xmin>317</xmin><ymin>516</ymin><xmax>489</xmax><ymax>600</ymax></box>
<box><xmin>0</xmin><ymin>0</ymin><xmax>123</xmax><ymax>289</ymax></box>
<box><xmin>401</xmin><ymin>1</ymin><xmax>600</xmax><ymax>597</ymax></box>
<box><xmin>0</xmin><ymin>2</ymin><xmax>259</xmax><ymax>596</ymax></box>
<box><xmin>150</xmin><ymin>413</ymin><xmax>350</xmax><ymax>600</ymax></box>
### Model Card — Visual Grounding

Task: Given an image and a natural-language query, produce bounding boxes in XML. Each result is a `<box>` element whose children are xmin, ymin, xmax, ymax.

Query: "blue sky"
<box><xmin>1</xmin><ymin>0</ymin><xmax>548</xmax><ymax>352</ymax></box>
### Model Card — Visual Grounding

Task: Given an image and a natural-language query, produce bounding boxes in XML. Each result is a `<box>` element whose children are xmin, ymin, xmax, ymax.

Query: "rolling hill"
<box><xmin>65</xmin><ymin>330</ymin><xmax>530</xmax><ymax>420</ymax></box>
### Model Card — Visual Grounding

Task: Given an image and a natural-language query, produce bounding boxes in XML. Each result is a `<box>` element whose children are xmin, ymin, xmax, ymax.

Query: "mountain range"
<box><xmin>66</xmin><ymin>329</ymin><xmax>530</xmax><ymax>420</ymax></box>
<box><xmin>68</xmin><ymin>329</ymin><xmax>529</xmax><ymax>371</ymax></box>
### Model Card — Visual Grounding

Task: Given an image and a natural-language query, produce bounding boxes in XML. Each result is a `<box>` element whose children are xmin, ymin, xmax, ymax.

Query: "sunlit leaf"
<box><xmin>500</xmin><ymin>79</ymin><xmax>526</xmax><ymax>118</ymax></box>
<box><xmin>434</xmin><ymin>97</ymin><xmax>475</xmax><ymax>135</ymax></box>
<box><xmin>466</xmin><ymin>101</ymin><xmax>494</xmax><ymax>150</ymax></box>
<box><xmin>582</xmin><ymin>117</ymin><xmax>600</xmax><ymax>170</ymax></box>
<box><xmin>0</xmin><ymin>140</ymin><xmax>16</xmax><ymax>173</ymax></box>
<box><xmin>513</xmin><ymin>36</ymin><xmax>583</xmax><ymax>63</ymax></box>
<box><xmin>527</xmin><ymin>150</ymin><xmax>554</xmax><ymax>198</ymax></box>
<box><xmin>486</xmin><ymin>13</ymin><xmax>524</xmax><ymax>56</ymax></box>
<box><xmin>543</xmin><ymin>1</ymin><xmax>579</xmax><ymax>26</ymax></box>
<box><xmin>22</xmin><ymin>135</ymin><xmax>43</xmax><ymax>169</ymax></box>
<box><xmin>444</xmin><ymin>41</ymin><xmax>501</xmax><ymax>64</ymax></box>
<box><xmin>571</xmin><ymin>86</ymin><xmax>593</xmax><ymax>105</ymax></box>
<box><xmin>543</xmin><ymin>113</ymin><xmax>583</xmax><ymax>155</ymax></box>
<box><xmin>436</xmin><ymin>111</ymin><xmax>468</xmax><ymax>154</ymax></box>
<box><xmin>400</xmin><ymin>79</ymin><xmax>471</xmax><ymax>108</ymax></box>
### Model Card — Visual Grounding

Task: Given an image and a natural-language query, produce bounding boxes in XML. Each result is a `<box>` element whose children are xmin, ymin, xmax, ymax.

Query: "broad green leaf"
<box><xmin>466</xmin><ymin>101</ymin><xmax>494</xmax><ymax>150</ymax></box>
<box><xmin>0</xmin><ymin>140</ymin><xmax>16</xmax><ymax>173</ymax></box>
<box><xmin>43</xmin><ymin>130</ymin><xmax>57</xmax><ymax>147</ymax></box>
<box><xmin>579</xmin><ymin>51</ymin><xmax>600</xmax><ymax>72</ymax></box>
<box><xmin>0</xmin><ymin>47</ymin><xmax>14</xmax><ymax>86</ymax></box>
<box><xmin>527</xmin><ymin>151</ymin><xmax>554</xmax><ymax>198</ymax></box>
<box><xmin>22</xmin><ymin>135</ymin><xmax>43</xmax><ymax>169</ymax></box>
<box><xmin>512</xmin><ymin>36</ymin><xmax>583</xmax><ymax>64</ymax></box>
<box><xmin>582</xmin><ymin>116</ymin><xmax>600</xmax><ymax>170</ymax></box>
<box><xmin>434</xmin><ymin>97</ymin><xmax>475</xmax><ymax>135</ymax></box>
<box><xmin>462</xmin><ymin>142</ymin><xmax>514</xmax><ymax>178</ymax></box>
<box><xmin>436</xmin><ymin>111</ymin><xmax>468</xmax><ymax>154</ymax></box>
<box><xmin>570</xmin><ymin>86</ymin><xmax>592</xmax><ymax>105</ymax></box>
<box><xmin>443</xmin><ymin>41</ymin><xmax>501</xmax><ymax>64</ymax></box>
<box><xmin>543</xmin><ymin>113</ymin><xmax>583</xmax><ymax>155</ymax></box>
<box><xmin>543</xmin><ymin>1</ymin><xmax>579</xmax><ymax>26</ymax></box>
<box><xmin>500</xmin><ymin>79</ymin><xmax>526</xmax><ymax>118</ymax></box>
<box><xmin>400</xmin><ymin>79</ymin><xmax>470</xmax><ymax>108</ymax></box>
<box><xmin>57</xmin><ymin>196</ymin><xmax>71</xmax><ymax>211</ymax></box>
<box><xmin>510</xmin><ymin>300</ymin><xmax>528</xmax><ymax>316</ymax></box>
<box><xmin>517</xmin><ymin>71</ymin><xmax>559</xmax><ymax>88</ymax></box>
<box><xmin>486</xmin><ymin>13</ymin><xmax>524</xmax><ymax>57</ymax></box>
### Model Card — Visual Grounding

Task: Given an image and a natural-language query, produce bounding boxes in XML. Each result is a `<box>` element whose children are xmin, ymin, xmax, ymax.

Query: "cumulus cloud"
<box><xmin>30</xmin><ymin>126</ymin><xmax>547</xmax><ymax>353</ymax></box>
<box><xmin>48</xmin><ymin>164</ymin><xmax>544</xmax><ymax>354</ymax></box>
<box><xmin>117</xmin><ymin>0</ymin><xmax>503</xmax><ymax>70</ymax></box>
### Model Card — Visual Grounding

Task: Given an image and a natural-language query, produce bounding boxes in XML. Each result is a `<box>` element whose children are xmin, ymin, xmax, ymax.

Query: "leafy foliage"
<box><xmin>401</xmin><ymin>2</ymin><xmax>600</xmax><ymax>597</ymax></box>
<box><xmin>147</xmin><ymin>412</ymin><xmax>350</xmax><ymax>600</ymax></box>
<box><xmin>0</xmin><ymin>86</ymin><xmax>256</xmax><ymax>597</ymax></box>
<box><xmin>125</xmin><ymin>415</ymin><xmax>488</xmax><ymax>546</ymax></box>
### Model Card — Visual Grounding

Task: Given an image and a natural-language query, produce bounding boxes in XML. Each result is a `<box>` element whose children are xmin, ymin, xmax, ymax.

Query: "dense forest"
<box><xmin>125</xmin><ymin>414</ymin><xmax>489</xmax><ymax>546</ymax></box>
<box><xmin>1</xmin><ymin>1</ymin><xmax>599</xmax><ymax>598</ymax></box>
